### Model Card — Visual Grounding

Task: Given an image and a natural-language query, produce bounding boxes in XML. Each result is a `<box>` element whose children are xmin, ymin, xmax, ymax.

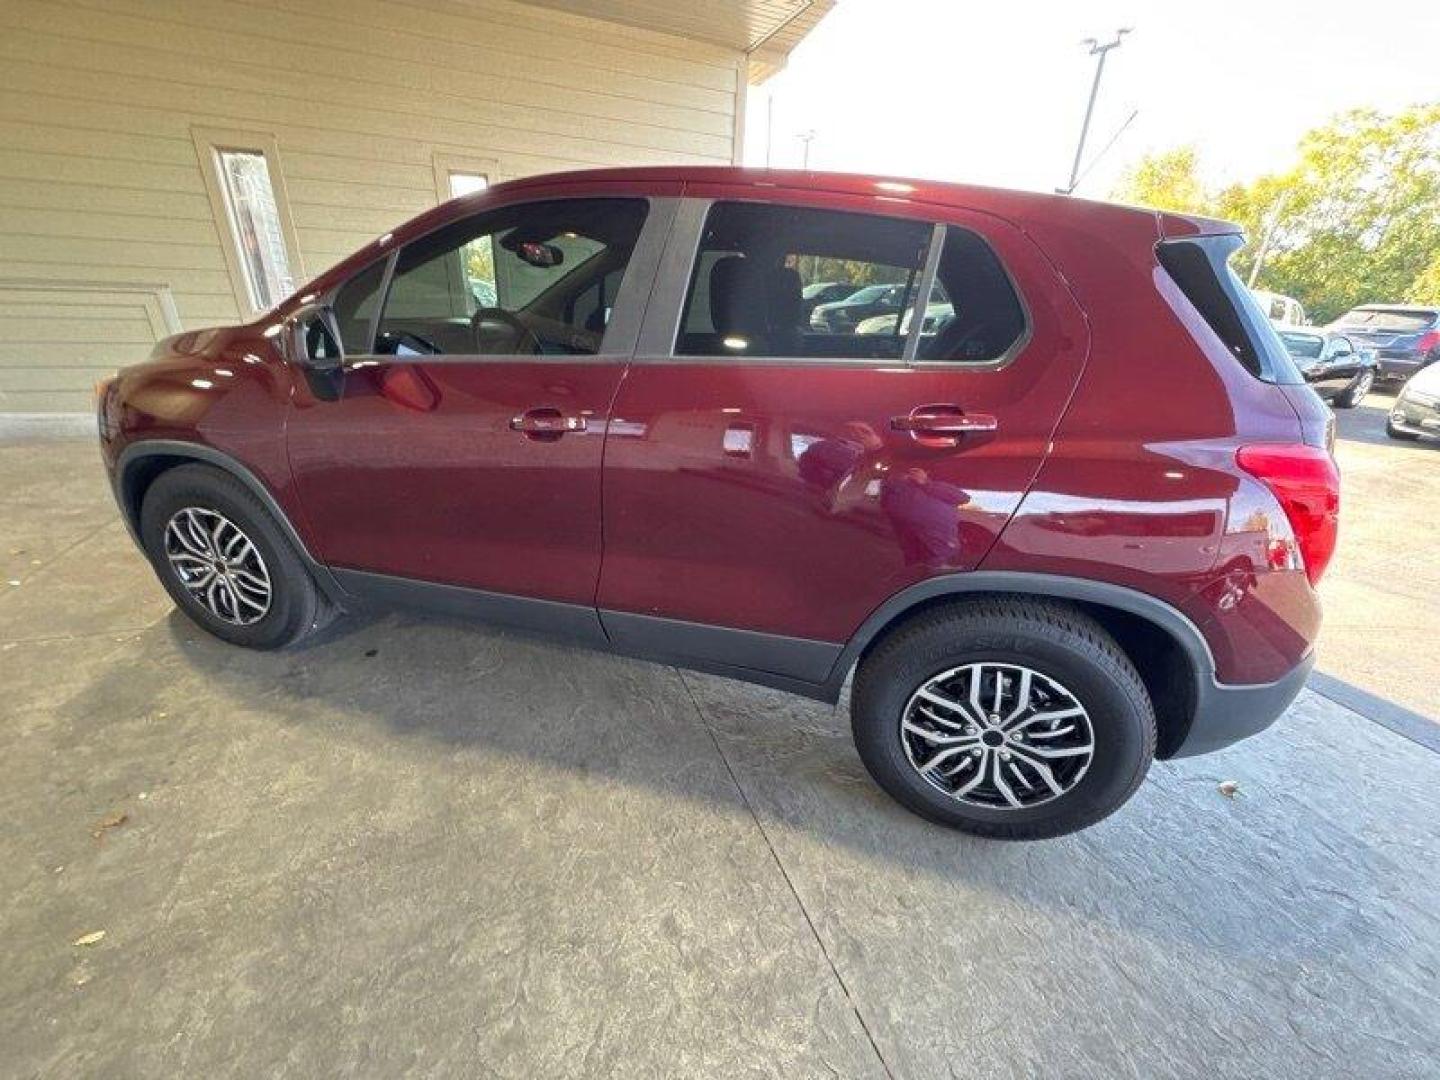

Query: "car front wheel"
<box><xmin>851</xmin><ymin>598</ymin><xmax>1156</xmax><ymax>840</ymax></box>
<box><xmin>139</xmin><ymin>464</ymin><xmax>331</xmax><ymax>649</ymax></box>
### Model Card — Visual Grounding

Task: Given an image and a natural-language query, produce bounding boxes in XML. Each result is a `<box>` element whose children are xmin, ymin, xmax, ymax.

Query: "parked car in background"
<box><xmin>1326</xmin><ymin>305</ymin><xmax>1440</xmax><ymax>383</ymax></box>
<box><xmin>799</xmin><ymin>280</ymin><xmax>863</xmax><ymax>321</ymax></box>
<box><xmin>96</xmin><ymin>166</ymin><xmax>1337</xmax><ymax>841</ymax></box>
<box><xmin>810</xmin><ymin>281</ymin><xmax>908</xmax><ymax>331</ymax></box>
<box><xmin>1276</xmin><ymin>328</ymin><xmax>1377</xmax><ymax>408</ymax></box>
<box><xmin>1386</xmin><ymin>359</ymin><xmax>1440</xmax><ymax>440</ymax></box>
<box><xmin>1252</xmin><ymin>288</ymin><xmax>1307</xmax><ymax>326</ymax></box>
<box><xmin>856</xmin><ymin>302</ymin><xmax>954</xmax><ymax>338</ymax></box>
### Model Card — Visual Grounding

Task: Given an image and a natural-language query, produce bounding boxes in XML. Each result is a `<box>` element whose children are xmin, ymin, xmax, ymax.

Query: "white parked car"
<box><xmin>1251</xmin><ymin>288</ymin><xmax>1307</xmax><ymax>326</ymax></box>
<box><xmin>855</xmin><ymin>302</ymin><xmax>954</xmax><ymax>337</ymax></box>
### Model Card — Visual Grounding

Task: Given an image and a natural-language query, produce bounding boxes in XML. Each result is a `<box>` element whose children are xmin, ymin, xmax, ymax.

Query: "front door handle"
<box><xmin>892</xmin><ymin>405</ymin><xmax>998</xmax><ymax>441</ymax></box>
<box><xmin>510</xmin><ymin>407</ymin><xmax>587</xmax><ymax>440</ymax></box>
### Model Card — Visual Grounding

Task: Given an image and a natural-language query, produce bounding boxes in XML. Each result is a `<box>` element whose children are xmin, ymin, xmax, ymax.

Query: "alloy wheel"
<box><xmin>163</xmin><ymin>507</ymin><xmax>272</xmax><ymax>626</ymax></box>
<box><xmin>900</xmin><ymin>662</ymin><xmax>1095</xmax><ymax>809</ymax></box>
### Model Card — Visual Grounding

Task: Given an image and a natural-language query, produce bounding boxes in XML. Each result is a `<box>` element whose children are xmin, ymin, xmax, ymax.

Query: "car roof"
<box><xmin>491</xmin><ymin>165</ymin><xmax>1235</xmax><ymax>237</ymax></box>
<box><xmin>290</xmin><ymin>166</ymin><xmax>1241</xmax><ymax>310</ymax></box>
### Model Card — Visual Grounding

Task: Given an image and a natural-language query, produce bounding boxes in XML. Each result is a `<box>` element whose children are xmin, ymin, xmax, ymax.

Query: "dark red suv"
<box><xmin>97</xmin><ymin>168</ymin><xmax>1338</xmax><ymax>839</ymax></box>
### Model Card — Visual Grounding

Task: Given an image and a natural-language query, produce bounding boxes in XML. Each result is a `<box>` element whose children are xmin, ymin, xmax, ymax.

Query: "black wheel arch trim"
<box><xmin>822</xmin><ymin>572</ymin><xmax>1309</xmax><ymax>758</ymax></box>
<box><xmin>113</xmin><ymin>439</ymin><xmax>349</xmax><ymax>605</ymax></box>
<box><xmin>824</xmin><ymin>572</ymin><xmax>1218</xmax><ymax>693</ymax></box>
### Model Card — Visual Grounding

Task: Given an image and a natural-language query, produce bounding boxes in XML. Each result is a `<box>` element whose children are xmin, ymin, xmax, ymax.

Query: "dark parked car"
<box><xmin>1276</xmin><ymin>328</ymin><xmax>1377</xmax><ymax>407</ymax></box>
<box><xmin>810</xmin><ymin>281</ymin><xmax>908</xmax><ymax>331</ymax></box>
<box><xmin>97</xmin><ymin>167</ymin><xmax>1337</xmax><ymax>840</ymax></box>
<box><xmin>799</xmin><ymin>280</ymin><xmax>863</xmax><ymax>321</ymax></box>
<box><xmin>1326</xmin><ymin>305</ymin><xmax>1440</xmax><ymax>382</ymax></box>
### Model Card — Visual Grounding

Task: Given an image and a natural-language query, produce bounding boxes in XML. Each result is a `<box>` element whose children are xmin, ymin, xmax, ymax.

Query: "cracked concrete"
<box><xmin>1</xmin><ymin>435</ymin><xmax>1436</xmax><ymax>1078</ymax></box>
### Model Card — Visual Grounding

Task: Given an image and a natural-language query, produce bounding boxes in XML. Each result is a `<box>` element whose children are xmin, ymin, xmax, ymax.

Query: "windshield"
<box><xmin>1335</xmin><ymin>308</ymin><xmax>1437</xmax><ymax>332</ymax></box>
<box><xmin>1279</xmin><ymin>332</ymin><xmax>1324</xmax><ymax>359</ymax></box>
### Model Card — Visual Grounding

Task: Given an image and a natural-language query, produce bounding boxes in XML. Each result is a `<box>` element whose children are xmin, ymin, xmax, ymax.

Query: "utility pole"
<box><xmin>798</xmin><ymin>129</ymin><xmax>817</xmax><ymax>170</ymax></box>
<box><xmin>1247</xmin><ymin>192</ymin><xmax>1290</xmax><ymax>288</ymax></box>
<box><xmin>1063</xmin><ymin>28</ymin><xmax>1131</xmax><ymax>195</ymax></box>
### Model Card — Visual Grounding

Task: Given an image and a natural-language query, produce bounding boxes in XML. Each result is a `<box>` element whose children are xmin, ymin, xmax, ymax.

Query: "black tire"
<box><xmin>1385</xmin><ymin>419</ymin><xmax>1420</xmax><ymax>441</ymax></box>
<box><xmin>139</xmin><ymin>464</ymin><xmax>330</xmax><ymax>649</ymax></box>
<box><xmin>1333</xmin><ymin>371</ymin><xmax>1373</xmax><ymax>409</ymax></box>
<box><xmin>851</xmin><ymin>598</ymin><xmax>1156</xmax><ymax>840</ymax></box>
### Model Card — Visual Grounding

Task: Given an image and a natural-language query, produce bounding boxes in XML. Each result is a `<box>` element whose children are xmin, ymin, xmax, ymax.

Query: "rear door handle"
<box><xmin>891</xmin><ymin>406</ymin><xmax>998</xmax><ymax>438</ymax></box>
<box><xmin>510</xmin><ymin>407</ymin><xmax>587</xmax><ymax>439</ymax></box>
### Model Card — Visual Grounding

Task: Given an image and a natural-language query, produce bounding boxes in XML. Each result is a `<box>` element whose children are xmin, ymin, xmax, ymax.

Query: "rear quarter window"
<box><xmin>1157</xmin><ymin>235</ymin><xmax>1303</xmax><ymax>384</ymax></box>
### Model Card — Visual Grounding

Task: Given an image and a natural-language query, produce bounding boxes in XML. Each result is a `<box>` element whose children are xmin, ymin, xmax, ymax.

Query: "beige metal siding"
<box><xmin>0</xmin><ymin>0</ymin><xmax>745</xmax><ymax>412</ymax></box>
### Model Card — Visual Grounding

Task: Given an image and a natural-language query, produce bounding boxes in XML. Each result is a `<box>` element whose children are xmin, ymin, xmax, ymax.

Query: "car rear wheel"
<box><xmin>1333</xmin><ymin>370</ymin><xmax>1373</xmax><ymax>409</ymax></box>
<box><xmin>139</xmin><ymin>464</ymin><xmax>331</xmax><ymax>649</ymax></box>
<box><xmin>851</xmin><ymin>598</ymin><xmax>1156</xmax><ymax>840</ymax></box>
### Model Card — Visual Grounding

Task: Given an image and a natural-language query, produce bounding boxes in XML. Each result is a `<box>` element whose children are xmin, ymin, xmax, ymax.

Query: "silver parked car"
<box><xmin>1387</xmin><ymin>359</ymin><xmax>1440</xmax><ymax>440</ymax></box>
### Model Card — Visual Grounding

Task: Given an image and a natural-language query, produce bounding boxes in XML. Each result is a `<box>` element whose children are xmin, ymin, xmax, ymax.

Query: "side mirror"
<box><xmin>290</xmin><ymin>305</ymin><xmax>344</xmax><ymax>371</ymax></box>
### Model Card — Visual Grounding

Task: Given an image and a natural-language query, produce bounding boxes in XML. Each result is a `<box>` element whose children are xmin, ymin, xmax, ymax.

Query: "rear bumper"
<box><xmin>1169</xmin><ymin>651</ymin><xmax>1314</xmax><ymax>758</ymax></box>
<box><xmin>1376</xmin><ymin>354</ymin><xmax>1426</xmax><ymax>379</ymax></box>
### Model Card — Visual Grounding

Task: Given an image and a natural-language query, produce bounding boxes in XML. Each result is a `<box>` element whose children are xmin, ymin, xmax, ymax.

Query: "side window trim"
<box><xmin>909</xmin><ymin>224</ymin><xmax>1034</xmax><ymax>371</ymax></box>
<box><xmin>329</xmin><ymin>196</ymin><xmax>673</xmax><ymax>364</ymax></box>
<box><xmin>367</xmin><ymin>250</ymin><xmax>399</xmax><ymax>355</ymax></box>
<box><xmin>635</xmin><ymin>197</ymin><xmax>713</xmax><ymax>358</ymax></box>
<box><xmin>902</xmin><ymin>223</ymin><xmax>947</xmax><ymax>364</ymax></box>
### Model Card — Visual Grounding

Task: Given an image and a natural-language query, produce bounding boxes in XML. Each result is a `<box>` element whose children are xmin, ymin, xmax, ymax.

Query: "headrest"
<box><xmin>767</xmin><ymin>266</ymin><xmax>802</xmax><ymax>334</ymax></box>
<box><xmin>709</xmin><ymin>256</ymin><xmax>768</xmax><ymax>339</ymax></box>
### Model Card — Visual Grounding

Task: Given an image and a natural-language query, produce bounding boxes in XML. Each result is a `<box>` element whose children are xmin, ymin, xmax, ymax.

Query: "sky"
<box><xmin>745</xmin><ymin>0</ymin><xmax>1440</xmax><ymax>196</ymax></box>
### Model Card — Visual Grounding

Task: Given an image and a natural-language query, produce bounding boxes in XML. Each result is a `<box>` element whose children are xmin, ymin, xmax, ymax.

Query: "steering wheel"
<box><xmin>470</xmin><ymin>307</ymin><xmax>541</xmax><ymax>355</ymax></box>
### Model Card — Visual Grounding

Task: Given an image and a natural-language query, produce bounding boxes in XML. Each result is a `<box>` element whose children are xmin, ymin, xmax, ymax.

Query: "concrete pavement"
<box><xmin>1</xmin><ymin>435</ymin><xmax>1436</xmax><ymax>1078</ymax></box>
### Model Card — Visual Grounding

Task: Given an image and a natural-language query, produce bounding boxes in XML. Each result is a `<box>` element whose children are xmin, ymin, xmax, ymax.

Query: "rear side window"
<box><xmin>916</xmin><ymin>226</ymin><xmax>1027</xmax><ymax>364</ymax></box>
<box><xmin>1157</xmin><ymin>235</ymin><xmax>1303</xmax><ymax>384</ymax></box>
<box><xmin>676</xmin><ymin>202</ymin><xmax>932</xmax><ymax>360</ymax></box>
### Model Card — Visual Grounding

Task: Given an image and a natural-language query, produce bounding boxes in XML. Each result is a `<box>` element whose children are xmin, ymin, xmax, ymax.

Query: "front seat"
<box><xmin>709</xmin><ymin>256</ymin><xmax>770</xmax><ymax>353</ymax></box>
<box><xmin>708</xmin><ymin>257</ymin><xmax>805</xmax><ymax>356</ymax></box>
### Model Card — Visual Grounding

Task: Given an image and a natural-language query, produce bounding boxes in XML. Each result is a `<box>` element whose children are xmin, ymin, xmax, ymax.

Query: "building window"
<box><xmin>192</xmin><ymin>128</ymin><xmax>303</xmax><ymax>317</ymax></box>
<box><xmin>432</xmin><ymin>152</ymin><xmax>501</xmax><ymax>204</ymax></box>
<box><xmin>447</xmin><ymin>171</ymin><xmax>489</xmax><ymax>198</ymax></box>
<box><xmin>215</xmin><ymin>149</ymin><xmax>294</xmax><ymax>310</ymax></box>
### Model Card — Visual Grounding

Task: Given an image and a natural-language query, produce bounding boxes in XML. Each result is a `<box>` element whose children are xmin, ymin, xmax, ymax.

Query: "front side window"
<box><xmin>373</xmin><ymin>199</ymin><xmax>648</xmax><ymax>357</ymax></box>
<box><xmin>215</xmin><ymin>149</ymin><xmax>294</xmax><ymax>310</ymax></box>
<box><xmin>331</xmin><ymin>260</ymin><xmax>388</xmax><ymax>353</ymax></box>
<box><xmin>676</xmin><ymin>202</ymin><xmax>932</xmax><ymax>360</ymax></box>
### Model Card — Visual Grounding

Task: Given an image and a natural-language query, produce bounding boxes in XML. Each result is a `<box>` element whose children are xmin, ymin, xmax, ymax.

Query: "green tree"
<box><xmin>1111</xmin><ymin>105</ymin><xmax>1440</xmax><ymax>323</ymax></box>
<box><xmin>1111</xmin><ymin>146</ymin><xmax>1210</xmax><ymax>215</ymax></box>
<box><xmin>1409</xmin><ymin>254</ymin><xmax>1440</xmax><ymax>304</ymax></box>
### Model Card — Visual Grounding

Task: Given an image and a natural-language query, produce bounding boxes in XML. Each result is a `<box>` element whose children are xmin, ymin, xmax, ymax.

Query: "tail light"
<box><xmin>1236</xmin><ymin>444</ymin><xmax>1340</xmax><ymax>586</ymax></box>
<box><xmin>1417</xmin><ymin>329</ymin><xmax>1440</xmax><ymax>354</ymax></box>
